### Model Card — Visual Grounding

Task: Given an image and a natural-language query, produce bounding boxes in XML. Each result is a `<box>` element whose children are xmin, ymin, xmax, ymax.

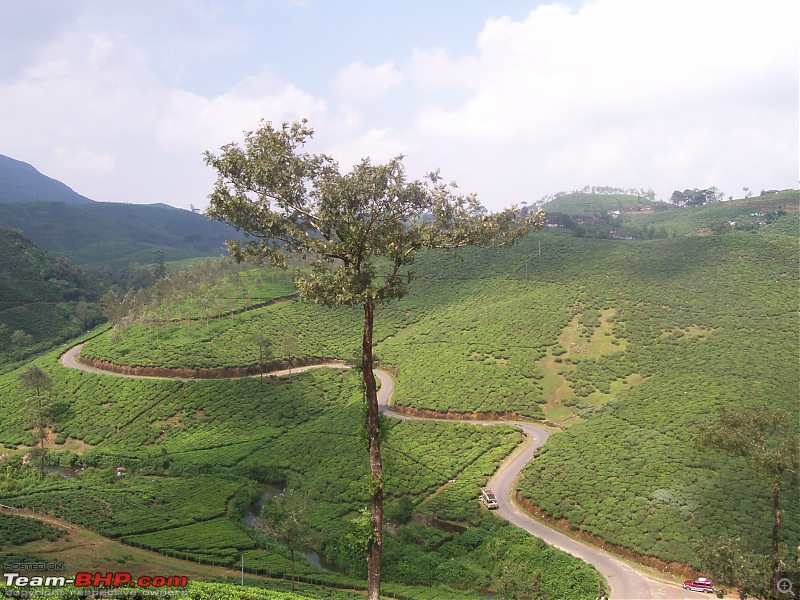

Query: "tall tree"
<box><xmin>100</xmin><ymin>288</ymin><xmax>125</xmax><ymax>325</ymax></box>
<box><xmin>699</xmin><ymin>403</ymin><xmax>799</xmax><ymax>599</ymax></box>
<box><xmin>0</xmin><ymin>323</ymin><xmax>8</xmax><ymax>349</ymax></box>
<box><xmin>205</xmin><ymin>119</ymin><xmax>543</xmax><ymax>599</ymax></box>
<box><xmin>698</xmin><ymin>536</ymin><xmax>771</xmax><ymax>600</ymax></box>
<box><xmin>152</xmin><ymin>249</ymin><xmax>167</xmax><ymax>280</ymax></box>
<box><xmin>671</xmin><ymin>187</ymin><xmax>723</xmax><ymax>207</ymax></box>
<box><xmin>10</xmin><ymin>329</ymin><xmax>32</xmax><ymax>347</ymax></box>
<box><xmin>18</xmin><ymin>364</ymin><xmax>53</xmax><ymax>475</ymax></box>
<box><xmin>252</xmin><ymin>332</ymin><xmax>273</xmax><ymax>382</ymax></box>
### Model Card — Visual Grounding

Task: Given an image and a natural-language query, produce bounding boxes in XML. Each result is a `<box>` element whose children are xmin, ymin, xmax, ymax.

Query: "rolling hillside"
<box><xmin>617</xmin><ymin>190</ymin><xmax>799</xmax><ymax>236</ymax></box>
<box><xmin>0</xmin><ymin>228</ymin><xmax>104</xmax><ymax>367</ymax></box>
<box><xmin>0</xmin><ymin>201</ymin><xmax>238</xmax><ymax>266</ymax></box>
<box><xmin>0</xmin><ymin>192</ymin><xmax>797</xmax><ymax>596</ymax></box>
<box><xmin>540</xmin><ymin>191</ymin><xmax>664</xmax><ymax>214</ymax></box>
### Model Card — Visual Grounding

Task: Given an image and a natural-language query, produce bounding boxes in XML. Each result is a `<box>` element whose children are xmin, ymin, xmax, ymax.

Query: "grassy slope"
<box><xmin>619</xmin><ymin>191</ymin><xmax>799</xmax><ymax>235</ymax></box>
<box><xmin>76</xmin><ymin>198</ymin><xmax>800</xmax><ymax>567</ymax></box>
<box><xmin>1</xmin><ymin>193</ymin><xmax>797</xmax><ymax>579</ymax></box>
<box><xmin>0</xmin><ymin>346</ymin><xmax>598</xmax><ymax>598</ymax></box>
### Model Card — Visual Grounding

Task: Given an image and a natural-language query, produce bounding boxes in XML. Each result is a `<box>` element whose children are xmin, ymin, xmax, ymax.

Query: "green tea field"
<box><xmin>1</xmin><ymin>193</ymin><xmax>797</xmax><ymax>598</ymax></box>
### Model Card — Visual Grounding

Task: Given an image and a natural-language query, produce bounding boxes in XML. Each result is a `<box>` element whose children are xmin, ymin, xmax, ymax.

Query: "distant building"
<box><xmin>609</xmin><ymin>230</ymin><xmax>634</xmax><ymax>240</ymax></box>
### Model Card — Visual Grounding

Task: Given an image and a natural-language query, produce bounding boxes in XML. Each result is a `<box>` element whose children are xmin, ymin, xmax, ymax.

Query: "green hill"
<box><xmin>0</xmin><ymin>201</ymin><xmax>239</xmax><ymax>267</ymax></box>
<box><xmin>540</xmin><ymin>192</ymin><xmax>663</xmax><ymax>214</ymax></box>
<box><xmin>0</xmin><ymin>193</ymin><xmax>797</xmax><ymax>593</ymax></box>
<box><xmin>0</xmin><ymin>228</ymin><xmax>104</xmax><ymax>367</ymax></box>
<box><xmin>617</xmin><ymin>190</ymin><xmax>799</xmax><ymax>236</ymax></box>
<box><xmin>539</xmin><ymin>191</ymin><xmax>798</xmax><ymax>241</ymax></box>
<box><xmin>0</xmin><ymin>153</ymin><xmax>242</xmax><ymax>266</ymax></box>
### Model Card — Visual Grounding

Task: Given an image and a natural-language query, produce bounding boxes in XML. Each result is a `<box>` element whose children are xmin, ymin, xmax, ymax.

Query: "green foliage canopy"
<box><xmin>204</xmin><ymin>119</ymin><xmax>541</xmax><ymax>308</ymax></box>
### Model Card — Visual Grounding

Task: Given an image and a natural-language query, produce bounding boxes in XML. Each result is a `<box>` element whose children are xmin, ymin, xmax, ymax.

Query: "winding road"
<box><xmin>61</xmin><ymin>346</ymin><xmax>690</xmax><ymax>599</ymax></box>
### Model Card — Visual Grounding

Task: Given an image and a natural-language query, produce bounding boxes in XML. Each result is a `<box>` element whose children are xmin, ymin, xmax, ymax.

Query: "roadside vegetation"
<box><xmin>0</xmin><ymin>513</ymin><xmax>63</xmax><ymax>546</ymax></box>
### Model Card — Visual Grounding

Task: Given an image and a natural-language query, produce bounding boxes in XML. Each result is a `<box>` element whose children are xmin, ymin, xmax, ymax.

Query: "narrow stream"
<box><xmin>43</xmin><ymin>465</ymin><xmax>86</xmax><ymax>478</ymax></box>
<box><xmin>243</xmin><ymin>482</ymin><xmax>330</xmax><ymax>571</ymax></box>
<box><xmin>243</xmin><ymin>482</ymin><xmax>286</xmax><ymax>525</ymax></box>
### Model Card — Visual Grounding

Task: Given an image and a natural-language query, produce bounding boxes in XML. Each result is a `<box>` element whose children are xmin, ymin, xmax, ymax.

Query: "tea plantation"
<box><xmin>0</xmin><ymin>354</ymin><xmax>598</xmax><ymax>598</ymax></box>
<box><xmin>0</xmin><ymin>193</ymin><xmax>797</xmax><ymax>596</ymax></box>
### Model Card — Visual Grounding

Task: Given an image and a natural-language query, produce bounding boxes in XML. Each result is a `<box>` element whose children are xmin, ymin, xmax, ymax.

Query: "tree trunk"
<box><xmin>771</xmin><ymin>484</ymin><xmax>781</xmax><ymax>599</ymax></box>
<box><xmin>362</xmin><ymin>298</ymin><xmax>383</xmax><ymax>600</ymax></box>
<box><xmin>290</xmin><ymin>547</ymin><xmax>295</xmax><ymax>593</ymax></box>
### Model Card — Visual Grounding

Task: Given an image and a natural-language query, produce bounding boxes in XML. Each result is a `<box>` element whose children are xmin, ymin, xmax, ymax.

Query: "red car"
<box><xmin>683</xmin><ymin>577</ymin><xmax>714</xmax><ymax>593</ymax></box>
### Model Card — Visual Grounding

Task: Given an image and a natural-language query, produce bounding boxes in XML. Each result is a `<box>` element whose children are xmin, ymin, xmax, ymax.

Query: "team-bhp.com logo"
<box><xmin>4</xmin><ymin>572</ymin><xmax>188</xmax><ymax>589</ymax></box>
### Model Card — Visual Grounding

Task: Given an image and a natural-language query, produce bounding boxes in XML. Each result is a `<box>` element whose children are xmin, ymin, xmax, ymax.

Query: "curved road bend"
<box><xmin>374</xmin><ymin>370</ymin><xmax>687</xmax><ymax>600</ymax></box>
<box><xmin>61</xmin><ymin>347</ymin><xmax>687</xmax><ymax>598</ymax></box>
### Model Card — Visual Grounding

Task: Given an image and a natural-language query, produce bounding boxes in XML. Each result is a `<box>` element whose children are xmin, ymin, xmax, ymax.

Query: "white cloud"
<box><xmin>332</xmin><ymin>60</ymin><xmax>403</xmax><ymax>103</ymax></box>
<box><xmin>0</xmin><ymin>27</ymin><xmax>164</xmax><ymax>200</ymax></box>
<box><xmin>408</xmin><ymin>46</ymin><xmax>479</xmax><ymax>91</ymax></box>
<box><xmin>19</xmin><ymin>31</ymin><xmax>157</xmax><ymax>127</ymax></box>
<box><xmin>156</xmin><ymin>70</ymin><xmax>328</xmax><ymax>153</ymax></box>
<box><xmin>0</xmin><ymin>17</ymin><xmax>329</xmax><ymax>207</ymax></box>
<box><xmin>325</xmin><ymin>127</ymin><xmax>411</xmax><ymax>171</ymax></box>
<box><xmin>0</xmin><ymin>0</ymin><xmax>796</xmax><ymax>211</ymax></box>
<box><xmin>401</xmin><ymin>0</ymin><xmax>799</xmax><ymax>207</ymax></box>
<box><xmin>53</xmin><ymin>145</ymin><xmax>116</xmax><ymax>174</ymax></box>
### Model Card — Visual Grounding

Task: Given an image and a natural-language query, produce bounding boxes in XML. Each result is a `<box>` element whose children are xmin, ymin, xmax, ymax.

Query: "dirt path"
<box><xmin>58</xmin><ymin>345</ymin><xmax>692</xmax><ymax>599</ymax></box>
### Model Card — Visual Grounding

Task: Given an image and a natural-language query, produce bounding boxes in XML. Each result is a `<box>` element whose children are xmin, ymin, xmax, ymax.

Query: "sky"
<box><xmin>1</xmin><ymin>0</ymin><xmax>798</xmax><ymax>212</ymax></box>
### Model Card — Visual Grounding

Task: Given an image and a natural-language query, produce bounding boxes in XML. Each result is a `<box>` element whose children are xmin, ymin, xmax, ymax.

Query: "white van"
<box><xmin>480</xmin><ymin>488</ymin><xmax>498</xmax><ymax>509</ymax></box>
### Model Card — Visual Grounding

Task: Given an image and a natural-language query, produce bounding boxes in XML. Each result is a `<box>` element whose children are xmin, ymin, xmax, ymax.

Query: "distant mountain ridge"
<box><xmin>0</xmin><ymin>153</ymin><xmax>242</xmax><ymax>266</ymax></box>
<box><xmin>0</xmin><ymin>154</ymin><xmax>95</xmax><ymax>204</ymax></box>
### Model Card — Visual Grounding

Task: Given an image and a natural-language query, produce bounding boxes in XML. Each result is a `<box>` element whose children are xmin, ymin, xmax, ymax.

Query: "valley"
<box><xmin>0</xmin><ymin>192</ymin><xmax>797</xmax><ymax>599</ymax></box>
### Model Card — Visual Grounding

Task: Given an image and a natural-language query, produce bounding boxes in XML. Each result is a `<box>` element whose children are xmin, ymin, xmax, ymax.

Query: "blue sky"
<box><xmin>1</xmin><ymin>0</ymin><xmax>797</xmax><ymax>211</ymax></box>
